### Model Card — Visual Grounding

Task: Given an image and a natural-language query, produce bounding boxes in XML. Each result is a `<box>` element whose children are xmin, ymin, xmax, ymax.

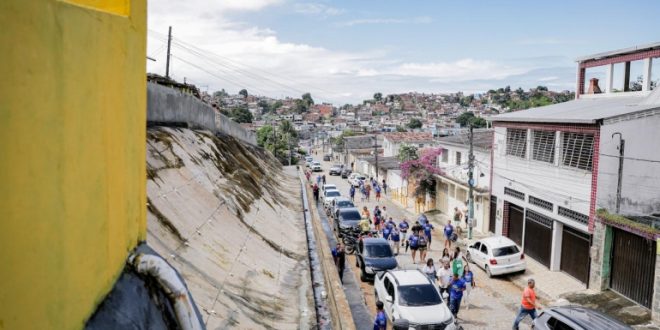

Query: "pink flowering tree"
<box><xmin>400</xmin><ymin>147</ymin><xmax>444</xmax><ymax>198</ymax></box>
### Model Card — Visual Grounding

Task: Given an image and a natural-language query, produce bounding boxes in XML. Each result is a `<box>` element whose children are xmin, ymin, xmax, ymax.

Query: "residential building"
<box><xmin>435</xmin><ymin>130</ymin><xmax>493</xmax><ymax>234</ymax></box>
<box><xmin>490</xmin><ymin>43</ymin><xmax>660</xmax><ymax>319</ymax></box>
<box><xmin>382</xmin><ymin>132</ymin><xmax>436</xmax><ymax>157</ymax></box>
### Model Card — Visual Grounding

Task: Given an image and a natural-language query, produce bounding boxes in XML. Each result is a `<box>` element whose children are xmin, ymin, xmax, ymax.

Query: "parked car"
<box><xmin>323</xmin><ymin>154</ymin><xmax>332</xmax><ymax>161</ymax></box>
<box><xmin>322</xmin><ymin>184</ymin><xmax>337</xmax><ymax>192</ymax></box>
<box><xmin>322</xmin><ymin>189</ymin><xmax>341</xmax><ymax>209</ymax></box>
<box><xmin>305</xmin><ymin>157</ymin><xmax>314</xmax><ymax>168</ymax></box>
<box><xmin>374</xmin><ymin>270</ymin><xmax>457</xmax><ymax>329</ymax></box>
<box><xmin>330</xmin><ymin>197</ymin><xmax>355</xmax><ymax>218</ymax></box>
<box><xmin>466</xmin><ymin>236</ymin><xmax>526</xmax><ymax>277</ymax></box>
<box><xmin>311</xmin><ymin>161</ymin><xmax>322</xmax><ymax>172</ymax></box>
<box><xmin>355</xmin><ymin>238</ymin><xmax>398</xmax><ymax>281</ymax></box>
<box><xmin>335</xmin><ymin>207</ymin><xmax>362</xmax><ymax>233</ymax></box>
<box><xmin>328</xmin><ymin>164</ymin><xmax>342</xmax><ymax>175</ymax></box>
<box><xmin>341</xmin><ymin>168</ymin><xmax>352</xmax><ymax>178</ymax></box>
<box><xmin>348</xmin><ymin>173</ymin><xmax>366</xmax><ymax>187</ymax></box>
<box><xmin>532</xmin><ymin>306</ymin><xmax>631</xmax><ymax>330</ymax></box>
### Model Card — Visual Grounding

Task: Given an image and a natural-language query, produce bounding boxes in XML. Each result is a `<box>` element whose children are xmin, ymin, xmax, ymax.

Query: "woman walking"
<box><xmin>452</xmin><ymin>247</ymin><xmax>466</xmax><ymax>278</ymax></box>
<box><xmin>422</xmin><ymin>258</ymin><xmax>437</xmax><ymax>282</ymax></box>
<box><xmin>462</xmin><ymin>264</ymin><xmax>476</xmax><ymax>310</ymax></box>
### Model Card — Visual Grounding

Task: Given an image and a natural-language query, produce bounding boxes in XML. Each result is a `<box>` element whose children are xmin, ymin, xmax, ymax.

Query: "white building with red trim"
<box><xmin>490</xmin><ymin>43</ymin><xmax>660</xmax><ymax>318</ymax></box>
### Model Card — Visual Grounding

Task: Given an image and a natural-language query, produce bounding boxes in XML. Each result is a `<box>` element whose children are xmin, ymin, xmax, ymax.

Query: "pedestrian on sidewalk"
<box><xmin>462</xmin><ymin>264</ymin><xmax>476</xmax><ymax>310</ymax></box>
<box><xmin>381</xmin><ymin>206</ymin><xmax>388</xmax><ymax>220</ymax></box>
<box><xmin>408</xmin><ymin>232</ymin><xmax>420</xmax><ymax>263</ymax></box>
<box><xmin>452</xmin><ymin>247</ymin><xmax>466</xmax><ymax>278</ymax></box>
<box><xmin>375</xmin><ymin>185</ymin><xmax>382</xmax><ymax>202</ymax></box>
<box><xmin>418</xmin><ymin>233</ymin><xmax>428</xmax><ymax>263</ymax></box>
<box><xmin>365</xmin><ymin>184</ymin><xmax>372</xmax><ymax>201</ymax></box>
<box><xmin>399</xmin><ymin>219</ymin><xmax>410</xmax><ymax>249</ymax></box>
<box><xmin>349</xmin><ymin>185</ymin><xmax>356</xmax><ymax>202</ymax></box>
<box><xmin>361</xmin><ymin>206</ymin><xmax>371</xmax><ymax>223</ymax></box>
<box><xmin>463</xmin><ymin>202</ymin><xmax>469</xmax><ymax>230</ymax></box>
<box><xmin>373</xmin><ymin>301</ymin><xmax>387</xmax><ymax>330</ymax></box>
<box><xmin>513</xmin><ymin>279</ymin><xmax>540</xmax><ymax>330</ymax></box>
<box><xmin>331</xmin><ymin>243</ymin><xmax>346</xmax><ymax>283</ymax></box>
<box><xmin>312</xmin><ymin>183</ymin><xmax>319</xmax><ymax>202</ymax></box>
<box><xmin>422</xmin><ymin>258</ymin><xmax>437</xmax><ymax>283</ymax></box>
<box><xmin>322</xmin><ymin>174</ymin><xmax>326</xmax><ymax>185</ymax></box>
<box><xmin>305</xmin><ymin>171</ymin><xmax>310</xmax><ymax>182</ymax></box>
<box><xmin>360</xmin><ymin>185</ymin><xmax>366</xmax><ymax>202</ymax></box>
<box><xmin>382</xmin><ymin>217</ymin><xmax>392</xmax><ymax>240</ymax></box>
<box><xmin>390</xmin><ymin>226</ymin><xmax>401</xmax><ymax>255</ymax></box>
<box><xmin>437</xmin><ymin>261</ymin><xmax>452</xmax><ymax>300</ymax></box>
<box><xmin>448</xmin><ymin>273</ymin><xmax>466</xmax><ymax>319</ymax></box>
<box><xmin>382</xmin><ymin>179</ymin><xmax>387</xmax><ymax>195</ymax></box>
<box><xmin>444</xmin><ymin>220</ymin><xmax>455</xmax><ymax>250</ymax></box>
<box><xmin>422</xmin><ymin>221</ymin><xmax>435</xmax><ymax>250</ymax></box>
<box><xmin>453</xmin><ymin>207</ymin><xmax>463</xmax><ymax>229</ymax></box>
<box><xmin>316</xmin><ymin>175</ymin><xmax>321</xmax><ymax>185</ymax></box>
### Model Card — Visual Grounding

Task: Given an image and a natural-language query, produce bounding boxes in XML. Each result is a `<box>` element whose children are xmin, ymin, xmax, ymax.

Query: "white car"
<box><xmin>322</xmin><ymin>184</ymin><xmax>337</xmax><ymax>192</ymax></box>
<box><xmin>374</xmin><ymin>270</ymin><xmax>457</xmax><ymax>329</ymax></box>
<box><xmin>304</xmin><ymin>156</ymin><xmax>314</xmax><ymax>167</ymax></box>
<box><xmin>311</xmin><ymin>161</ymin><xmax>322</xmax><ymax>172</ymax></box>
<box><xmin>348</xmin><ymin>173</ymin><xmax>366</xmax><ymax>187</ymax></box>
<box><xmin>322</xmin><ymin>189</ymin><xmax>341</xmax><ymax>209</ymax></box>
<box><xmin>466</xmin><ymin>236</ymin><xmax>526</xmax><ymax>277</ymax></box>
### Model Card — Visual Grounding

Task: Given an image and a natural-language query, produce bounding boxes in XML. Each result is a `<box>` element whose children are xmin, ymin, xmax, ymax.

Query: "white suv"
<box><xmin>374</xmin><ymin>270</ymin><xmax>457</xmax><ymax>329</ymax></box>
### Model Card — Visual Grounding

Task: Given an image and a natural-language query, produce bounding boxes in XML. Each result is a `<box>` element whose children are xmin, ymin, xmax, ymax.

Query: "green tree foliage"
<box><xmin>398</xmin><ymin>144</ymin><xmax>419</xmax><ymax>162</ymax></box>
<box><xmin>407</xmin><ymin>118</ymin><xmax>423</xmax><ymax>129</ymax></box>
<box><xmin>294</xmin><ymin>99</ymin><xmax>308</xmax><ymax>114</ymax></box>
<box><xmin>213</xmin><ymin>89</ymin><xmax>228</xmax><ymax>99</ymax></box>
<box><xmin>239</xmin><ymin>89</ymin><xmax>248</xmax><ymax>98</ymax></box>
<box><xmin>396</xmin><ymin>125</ymin><xmax>408</xmax><ymax>132</ymax></box>
<box><xmin>457</xmin><ymin>111</ymin><xmax>487</xmax><ymax>128</ymax></box>
<box><xmin>373</xmin><ymin>92</ymin><xmax>383</xmax><ymax>101</ymax></box>
<box><xmin>302</xmin><ymin>93</ymin><xmax>314</xmax><ymax>107</ymax></box>
<box><xmin>256</xmin><ymin>123</ymin><xmax>299</xmax><ymax>165</ymax></box>
<box><xmin>229</xmin><ymin>106</ymin><xmax>253</xmax><ymax>123</ymax></box>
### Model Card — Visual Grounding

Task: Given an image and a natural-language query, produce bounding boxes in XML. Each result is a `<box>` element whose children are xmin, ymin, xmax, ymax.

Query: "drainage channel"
<box><xmin>314</xmin><ymin>199</ymin><xmax>374</xmax><ymax>329</ymax></box>
<box><xmin>300</xmin><ymin>179</ymin><xmax>331</xmax><ymax>329</ymax></box>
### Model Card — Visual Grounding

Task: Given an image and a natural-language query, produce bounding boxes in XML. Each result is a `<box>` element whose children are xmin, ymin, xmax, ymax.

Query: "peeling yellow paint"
<box><xmin>0</xmin><ymin>0</ymin><xmax>146</xmax><ymax>329</ymax></box>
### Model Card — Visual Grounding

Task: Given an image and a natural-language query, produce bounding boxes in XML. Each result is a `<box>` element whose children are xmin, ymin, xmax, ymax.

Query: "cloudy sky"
<box><xmin>146</xmin><ymin>0</ymin><xmax>660</xmax><ymax>104</ymax></box>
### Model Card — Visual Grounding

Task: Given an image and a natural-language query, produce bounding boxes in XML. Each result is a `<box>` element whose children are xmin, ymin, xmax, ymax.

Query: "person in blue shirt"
<box><xmin>448</xmin><ymin>273</ymin><xmax>466</xmax><ymax>318</ymax></box>
<box><xmin>423</xmin><ymin>222</ymin><xmax>435</xmax><ymax>250</ymax></box>
<box><xmin>382</xmin><ymin>219</ymin><xmax>392</xmax><ymax>240</ymax></box>
<box><xmin>349</xmin><ymin>185</ymin><xmax>356</xmax><ymax>202</ymax></box>
<box><xmin>408</xmin><ymin>232</ymin><xmax>420</xmax><ymax>264</ymax></box>
<box><xmin>373</xmin><ymin>301</ymin><xmax>387</xmax><ymax>330</ymax></box>
<box><xmin>462</xmin><ymin>264</ymin><xmax>476</xmax><ymax>311</ymax></box>
<box><xmin>444</xmin><ymin>220</ymin><xmax>454</xmax><ymax>250</ymax></box>
<box><xmin>399</xmin><ymin>219</ymin><xmax>410</xmax><ymax>250</ymax></box>
<box><xmin>390</xmin><ymin>226</ymin><xmax>400</xmax><ymax>255</ymax></box>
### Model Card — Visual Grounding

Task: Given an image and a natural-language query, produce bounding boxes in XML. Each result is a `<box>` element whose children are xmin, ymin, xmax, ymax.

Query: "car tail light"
<box><xmin>520</xmin><ymin>254</ymin><xmax>525</xmax><ymax>260</ymax></box>
<box><xmin>489</xmin><ymin>259</ymin><xmax>497</xmax><ymax>265</ymax></box>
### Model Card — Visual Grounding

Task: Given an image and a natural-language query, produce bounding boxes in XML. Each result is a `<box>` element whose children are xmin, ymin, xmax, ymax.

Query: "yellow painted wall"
<box><xmin>0</xmin><ymin>0</ymin><xmax>146</xmax><ymax>329</ymax></box>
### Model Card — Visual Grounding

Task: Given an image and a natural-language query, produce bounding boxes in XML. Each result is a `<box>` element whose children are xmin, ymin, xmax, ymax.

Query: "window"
<box><xmin>472</xmin><ymin>242</ymin><xmax>481</xmax><ymax>250</ymax></box>
<box><xmin>419</xmin><ymin>144</ymin><xmax>424</xmax><ymax>148</ymax></box>
<box><xmin>456</xmin><ymin>188</ymin><xmax>467</xmax><ymax>203</ymax></box>
<box><xmin>398</xmin><ymin>285</ymin><xmax>442</xmax><ymax>306</ymax></box>
<box><xmin>456</xmin><ymin>151</ymin><xmax>462</xmax><ymax>165</ymax></box>
<box><xmin>441</xmin><ymin>148</ymin><xmax>448</xmax><ymax>163</ymax></box>
<box><xmin>493</xmin><ymin>245</ymin><xmax>520</xmax><ymax>257</ymax></box>
<box><xmin>561</xmin><ymin>132</ymin><xmax>594</xmax><ymax>171</ymax></box>
<box><xmin>480</xmin><ymin>244</ymin><xmax>488</xmax><ymax>255</ymax></box>
<box><xmin>532</xmin><ymin>130</ymin><xmax>555</xmax><ymax>163</ymax></box>
<box><xmin>529</xmin><ymin>195</ymin><xmax>553</xmax><ymax>211</ymax></box>
<box><xmin>506</xmin><ymin>128</ymin><xmax>527</xmax><ymax>158</ymax></box>
<box><xmin>504</xmin><ymin>187</ymin><xmax>525</xmax><ymax>200</ymax></box>
<box><xmin>558</xmin><ymin>206</ymin><xmax>589</xmax><ymax>225</ymax></box>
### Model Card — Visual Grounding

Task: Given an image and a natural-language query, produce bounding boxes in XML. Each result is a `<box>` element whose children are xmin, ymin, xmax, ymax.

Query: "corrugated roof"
<box><xmin>490</xmin><ymin>89</ymin><xmax>660</xmax><ymax>124</ymax></box>
<box><xmin>437</xmin><ymin>130</ymin><xmax>492</xmax><ymax>151</ymax></box>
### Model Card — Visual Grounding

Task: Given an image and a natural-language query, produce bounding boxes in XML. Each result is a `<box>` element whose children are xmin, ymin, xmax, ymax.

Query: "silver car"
<box><xmin>532</xmin><ymin>306</ymin><xmax>631</xmax><ymax>330</ymax></box>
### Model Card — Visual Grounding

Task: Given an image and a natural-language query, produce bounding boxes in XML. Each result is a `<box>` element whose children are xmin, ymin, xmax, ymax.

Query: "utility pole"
<box><xmin>165</xmin><ymin>26</ymin><xmax>172</xmax><ymax>79</ymax></box>
<box><xmin>613</xmin><ymin>133</ymin><xmax>625</xmax><ymax>213</ymax></box>
<box><xmin>372</xmin><ymin>135</ymin><xmax>381</xmax><ymax>180</ymax></box>
<box><xmin>468</xmin><ymin>125</ymin><xmax>475</xmax><ymax>240</ymax></box>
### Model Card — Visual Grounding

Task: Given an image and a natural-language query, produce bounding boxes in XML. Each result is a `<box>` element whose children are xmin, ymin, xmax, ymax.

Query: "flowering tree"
<box><xmin>400</xmin><ymin>147</ymin><xmax>444</xmax><ymax>198</ymax></box>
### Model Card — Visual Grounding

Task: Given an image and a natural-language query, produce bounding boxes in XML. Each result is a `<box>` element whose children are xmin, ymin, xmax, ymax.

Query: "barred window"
<box><xmin>456</xmin><ymin>151</ymin><xmax>462</xmax><ymax>165</ymax></box>
<box><xmin>561</xmin><ymin>132</ymin><xmax>594</xmax><ymax>171</ymax></box>
<box><xmin>526</xmin><ymin>210</ymin><xmax>553</xmax><ymax>228</ymax></box>
<box><xmin>441</xmin><ymin>148</ymin><xmax>448</xmax><ymax>163</ymax></box>
<box><xmin>529</xmin><ymin>195</ymin><xmax>553</xmax><ymax>211</ymax></box>
<box><xmin>504</xmin><ymin>187</ymin><xmax>525</xmax><ymax>200</ymax></box>
<box><xmin>532</xmin><ymin>130</ymin><xmax>555</xmax><ymax>163</ymax></box>
<box><xmin>558</xmin><ymin>206</ymin><xmax>589</xmax><ymax>225</ymax></box>
<box><xmin>506</xmin><ymin>128</ymin><xmax>527</xmax><ymax>158</ymax></box>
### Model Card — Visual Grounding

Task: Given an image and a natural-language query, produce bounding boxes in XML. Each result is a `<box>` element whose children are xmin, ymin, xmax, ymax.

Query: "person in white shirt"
<box><xmin>437</xmin><ymin>260</ymin><xmax>453</xmax><ymax>300</ymax></box>
<box><xmin>421</xmin><ymin>258</ymin><xmax>437</xmax><ymax>282</ymax></box>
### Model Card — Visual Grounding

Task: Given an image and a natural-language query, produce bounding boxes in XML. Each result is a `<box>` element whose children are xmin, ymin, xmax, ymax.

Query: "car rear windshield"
<box><xmin>398</xmin><ymin>284</ymin><xmax>442</xmax><ymax>307</ymax></box>
<box><xmin>326</xmin><ymin>191</ymin><xmax>340</xmax><ymax>197</ymax></box>
<box><xmin>337</xmin><ymin>201</ymin><xmax>354</xmax><ymax>208</ymax></box>
<box><xmin>493</xmin><ymin>245</ymin><xmax>520</xmax><ymax>257</ymax></box>
<box><xmin>365</xmin><ymin>244</ymin><xmax>393</xmax><ymax>258</ymax></box>
<box><xmin>341</xmin><ymin>210</ymin><xmax>361</xmax><ymax>221</ymax></box>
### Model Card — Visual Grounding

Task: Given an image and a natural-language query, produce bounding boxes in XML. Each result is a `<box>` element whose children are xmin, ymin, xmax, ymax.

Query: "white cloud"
<box><xmin>336</xmin><ymin>16</ymin><xmax>433</xmax><ymax>27</ymax></box>
<box><xmin>517</xmin><ymin>37</ymin><xmax>570</xmax><ymax>46</ymax></box>
<box><xmin>294</xmin><ymin>3</ymin><xmax>344</xmax><ymax>16</ymax></box>
<box><xmin>538</xmin><ymin>76</ymin><xmax>559</xmax><ymax>82</ymax></box>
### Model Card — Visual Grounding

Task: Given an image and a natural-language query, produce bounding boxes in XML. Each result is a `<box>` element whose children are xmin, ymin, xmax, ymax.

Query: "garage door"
<box><xmin>611</xmin><ymin>228</ymin><xmax>656</xmax><ymax>308</ymax></box>
<box><xmin>560</xmin><ymin>226</ymin><xmax>591</xmax><ymax>284</ymax></box>
<box><xmin>507</xmin><ymin>202</ymin><xmax>524</xmax><ymax>246</ymax></box>
<box><xmin>524</xmin><ymin>210</ymin><xmax>553</xmax><ymax>268</ymax></box>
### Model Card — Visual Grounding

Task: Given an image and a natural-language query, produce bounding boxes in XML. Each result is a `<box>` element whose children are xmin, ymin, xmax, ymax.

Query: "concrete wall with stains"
<box><xmin>0</xmin><ymin>0</ymin><xmax>147</xmax><ymax>329</ymax></box>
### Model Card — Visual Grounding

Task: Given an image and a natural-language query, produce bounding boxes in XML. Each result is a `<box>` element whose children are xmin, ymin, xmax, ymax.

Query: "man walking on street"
<box><xmin>382</xmin><ymin>179</ymin><xmax>387</xmax><ymax>195</ymax></box>
<box><xmin>513</xmin><ymin>279</ymin><xmax>540</xmax><ymax>330</ymax></box>
<box><xmin>448</xmin><ymin>273</ymin><xmax>466</xmax><ymax>319</ymax></box>
<box><xmin>373</xmin><ymin>301</ymin><xmax>387</xmax><ymax>330</ymax></box>
<box><xmin>331</xmin><ymin>243</ymin><xmax>346</xmax><ymax>283</ymax></box>
<box><xmin>444</xmin><ymin>220</ymin><xmax>454</xmax><ymax>250</ymax></box>
<box><xmin>437</xmin><ymin>261</ymin><xmax>452</xmax><ymax>300</ymax></box>
<box><xmin>399</xmin><ymin>219</ymin><xmax>410</xmax><ymax>249</ymax></box>
<box><xmin>312</xmin><ymin>183</ymin><xmax>319</xmax><ymax>202</ymax></box>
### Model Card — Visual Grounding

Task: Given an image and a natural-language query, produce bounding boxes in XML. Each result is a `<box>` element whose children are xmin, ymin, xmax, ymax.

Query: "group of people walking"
<box><xmin>351</xmin><ymin>177</ymin><xmax>387</xmax><ymax>203</ymax></box>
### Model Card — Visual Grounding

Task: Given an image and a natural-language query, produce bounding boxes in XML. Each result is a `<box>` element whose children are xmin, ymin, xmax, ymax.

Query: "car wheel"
<box><xmin>486</xmin><ymin>265</ymin><xmax>493</xmax><ymax>278</ymax></box>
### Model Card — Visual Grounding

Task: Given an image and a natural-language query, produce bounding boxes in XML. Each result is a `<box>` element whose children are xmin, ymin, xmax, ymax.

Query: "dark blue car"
<box><xmin>355</xmin><ymin>238</ymin><xmax>398</xmax><ymax>282</ymax></box>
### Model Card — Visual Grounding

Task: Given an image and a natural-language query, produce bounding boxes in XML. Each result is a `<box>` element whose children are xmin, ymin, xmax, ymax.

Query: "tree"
<box><xmin>256</xmin><ymin>125</ymin><xmax>274</xmax><ymax>147</ymax></box>
<box><xmin>396</xmin><ymin>125</ymin><xmax>408</xmax><ymax>132</ymax></box>
<box><xmin>229</xmin><ymin>106</ymin><xmax>253</xmax><ymax>123</ymax></box>
<box><xmin>294</xmin><ymin>99</ymin><xmax>308</xmax><ymax>114</ymax></box>
<box><xmin>374</xmin><ymin>92</ymin><xmax>383</xmax><ymax>101</ymax></box>
<box><xmin>398</xmin><ymin>144</ymin><xmax>419</xmax><ymax>162</ymax></box>
<box><xmin>239</xmin><ymin>89</ymin><xmax>248</xmax><ymax>98</ymax></box>
<box><xmin>302</xmin><ymin>93</ymin><xmax>314</xmax><ymax>107</ymax></box>
<box><xmin>270</xmin><ymin>100</ymin><xmax>283</xmax><ymax>112</ymax></box>
<box><xmin>400</xmin><ymin>148</ymin><xmax>444</xmax><ymax>198</ymax></box>
<box><xmin>258</xmin><ymin>100</ymin><xmax>269</xmax><ymax>114</ymax></box>
<box><xmin>213</xmin><ymin>89</ymin><xmax>227</xmax><ymax>99</ymax></box>
<box><xmin>456</xmin><ymin>111</ymin><xmax>476</xmax><ymax>127</ymax></box>
<box><xmin>407</xmin><ymin>118</ymin><xmax>423</xmax><ymax>129</ymax></box>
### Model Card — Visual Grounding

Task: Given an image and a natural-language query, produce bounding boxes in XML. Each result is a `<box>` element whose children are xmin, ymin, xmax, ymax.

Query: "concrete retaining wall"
<box><xmin>147</xmin><ymin>82</ymin><xmax>257</xmax><ymax>145</ymax></box>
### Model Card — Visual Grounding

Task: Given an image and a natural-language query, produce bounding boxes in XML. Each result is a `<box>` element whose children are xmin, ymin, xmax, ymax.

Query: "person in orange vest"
<box><xmin>513</xmin><ymin>278</ymin><xmax>541</xmax><ymax>330</ymax></box>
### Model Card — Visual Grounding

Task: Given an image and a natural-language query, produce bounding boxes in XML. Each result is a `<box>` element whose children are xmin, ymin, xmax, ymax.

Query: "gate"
<box><xmin>524</xmin><ymin>210</ymin><xmax>553</xmax><ymax>268</ymax></box>
<box><xmin>507</xmin><ymin>203</ymin><xmax>524</xmax><ymax>246</ymax></box>
<box><xmin>489</xmin><ymin>196</ymin><xmax>497</xmax><ymax>233</ymax></box>
<box><xmin>561</xmin><ymin>226</ymin><xmax>591</xmax><ymax>284</ymax></box>
<box><xmin>611</xmin><ymin>228</ymin><xmax>656</xmax><ymax>308</ymax></box>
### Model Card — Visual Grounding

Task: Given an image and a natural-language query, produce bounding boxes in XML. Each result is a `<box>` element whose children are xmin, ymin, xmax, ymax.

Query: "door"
<box><xmin>507</xmin><ymin>203</ymin><xmax>524</xmax><ymax>246</ymax></box>
<box><xmin>524</xmin><ymin>210</ymin><xmax>553</xmax><ymax>268</ymax></box>
<box><xmin>560</xmin><ymin>226</ymin><xmax>591</xmax><ymax>284</ymax></box>
<box><xmin>610</xmin><ymin>228</ymin><xmax>656</xmax><ymax>308</ymax></box>
<box><xmin>489</xmin><ymin>196</ymin><xmax>497</xmax><ymax>233</ymax></box>
<box><xmin>437</xmin><ymin>181</ymin><xmax>449</xmax><ymax>213</ymax></box>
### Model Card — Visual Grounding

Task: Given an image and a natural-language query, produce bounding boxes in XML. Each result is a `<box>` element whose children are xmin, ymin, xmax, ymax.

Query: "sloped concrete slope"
<box><xmin>146</xmin><ymin>126</ymin><xmax>313</xmax><ymax>329</ymax></box>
